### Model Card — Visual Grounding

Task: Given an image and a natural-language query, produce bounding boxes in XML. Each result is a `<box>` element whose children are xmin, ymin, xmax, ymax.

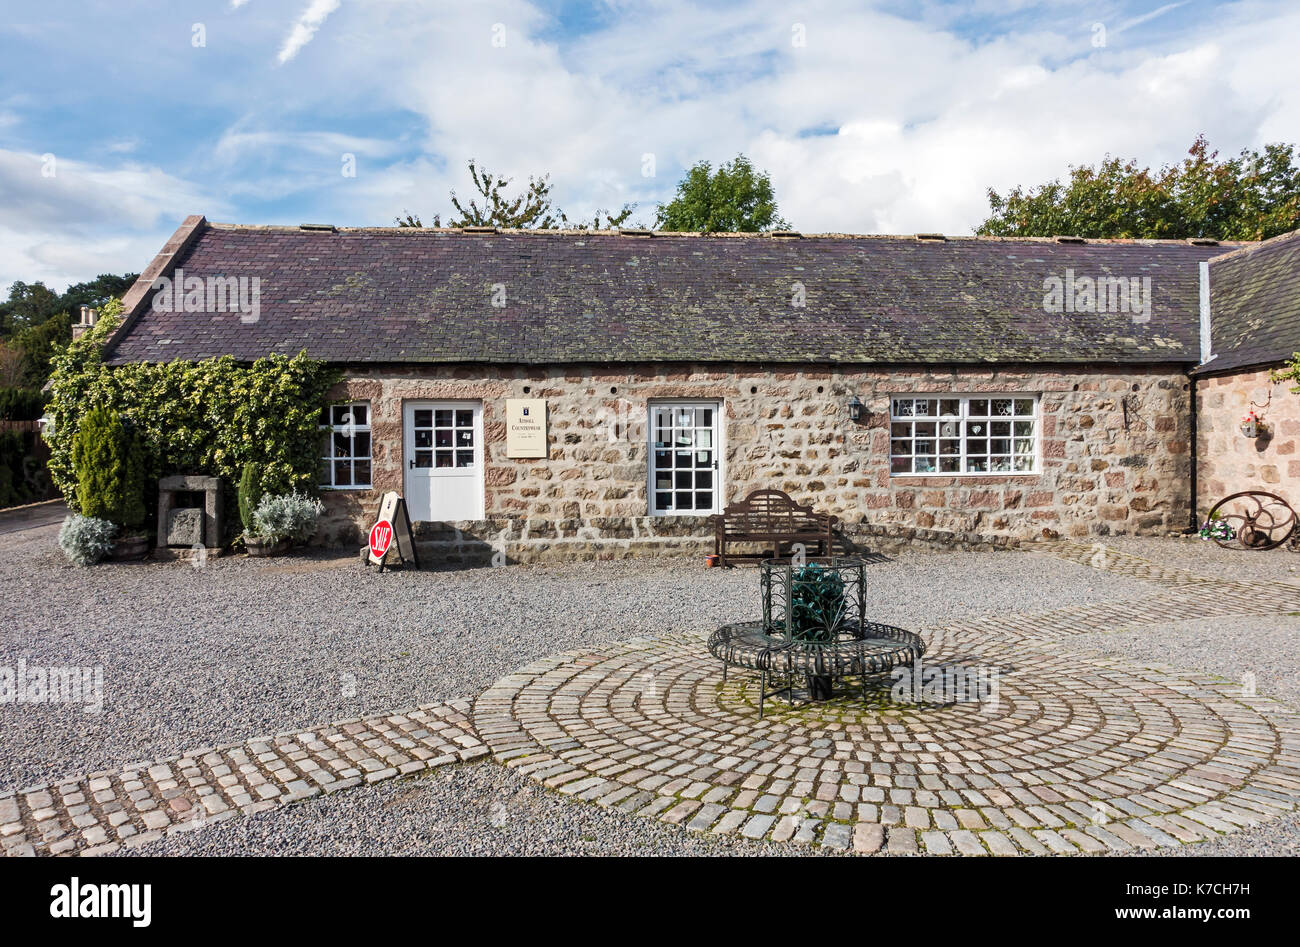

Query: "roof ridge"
<box><xmin>204</xmin><ymin>220</ymin><xmax>1254</xmax><ymax>247</ymax></box>
<box><xmin>1206</xmin><ymin>226</ymin><xmax>1300</xmax><ymax>265</ymax></box>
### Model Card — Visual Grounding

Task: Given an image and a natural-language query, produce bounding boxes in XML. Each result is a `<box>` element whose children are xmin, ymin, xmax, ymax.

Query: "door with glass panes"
<box><xmin>403</xmin><ymin>401</ymin><xmax>484</xmax><ymax>521</ymax></box>
<box><xmin>649</xmin><ymin>402</ymin><xmax>721</xmax><ymax>514</ymax></box>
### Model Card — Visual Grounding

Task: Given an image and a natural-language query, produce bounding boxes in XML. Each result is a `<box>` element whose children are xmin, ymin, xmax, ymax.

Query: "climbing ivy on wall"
<box><xmin>45</xmin><ymin>299</ymin><xmax>340</xmax><ymax>514</ymax></box>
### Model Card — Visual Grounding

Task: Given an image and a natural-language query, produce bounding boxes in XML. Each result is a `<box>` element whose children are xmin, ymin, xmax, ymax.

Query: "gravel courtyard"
<box><xmin>3</xmin><ymin>512</ymin><xmax>1299</xmax><ymax>856</ymax></box>
<box><xmin>1</xmin><ymin>520</ymin><xmax>1154</xmax><ymax>791</ymax></box>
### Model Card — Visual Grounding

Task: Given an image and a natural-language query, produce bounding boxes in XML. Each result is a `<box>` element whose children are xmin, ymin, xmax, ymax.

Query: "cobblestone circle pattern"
<box><xmin>474</xmin><ymin>543</ymin><xmax>1300</xmax><ymax>855</ymax></box>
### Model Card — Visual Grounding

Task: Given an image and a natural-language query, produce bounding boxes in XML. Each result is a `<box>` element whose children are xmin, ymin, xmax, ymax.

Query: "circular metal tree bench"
<box><xmin>707</xmin><ymin>557</ymin><xmax>925</xmax><ymax>717</ymax></box>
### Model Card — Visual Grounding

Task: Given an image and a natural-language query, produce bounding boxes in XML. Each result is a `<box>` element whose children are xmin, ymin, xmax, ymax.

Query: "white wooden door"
<box><xmin>403</xmin><ymin>401</ymin><xmax>484</xmax><ymax>521</ymax></box>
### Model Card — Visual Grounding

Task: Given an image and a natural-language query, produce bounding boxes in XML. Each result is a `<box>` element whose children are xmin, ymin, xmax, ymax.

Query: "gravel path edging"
<box><xmin>1</xmin><ymin>698</ymin><xmax>484</xmax><ymax>857</ymax></box>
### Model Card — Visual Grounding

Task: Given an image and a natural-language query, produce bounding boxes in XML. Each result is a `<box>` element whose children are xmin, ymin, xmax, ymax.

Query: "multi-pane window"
<box><xmin>321</xmin><ymin>402</ymin><xmax>372</xmax><ymax>488</ymax></box>
<box><xmin>890</xmin><ymin>396</ymin><xmax>1038</xmax><ymax>475</ymax></box>
<box><xmin>411</xmin><ymin>407</ymin><xmax>476</xmax><ymax>469</ymax></box>
<box><xmin>650</xmin><ymin>403</ymin><xmax>719</xmax><ymax>514</ymax></box>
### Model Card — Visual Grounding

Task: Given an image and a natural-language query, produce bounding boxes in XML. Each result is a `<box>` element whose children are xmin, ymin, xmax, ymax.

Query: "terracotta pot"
<box><xmin>109</xmin><ymin>534</ymin><xmax>150</xmax><ymax>561</ymax></box>
<box><xmin>705</xmin><ymin>554</ymin><xmax>720</xmax><ymax>568</ymax></box>
<box><xmin>245</xmin><ymin>536</ymin><xmax>290</xmax><ymax>557</ymax></box>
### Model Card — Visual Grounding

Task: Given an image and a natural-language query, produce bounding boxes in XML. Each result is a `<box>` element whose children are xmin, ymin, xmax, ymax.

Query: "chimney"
<box><xmin>72</xmin><ymin>305</ymin><xmax>98</xmax><ymax>341</ymax></box>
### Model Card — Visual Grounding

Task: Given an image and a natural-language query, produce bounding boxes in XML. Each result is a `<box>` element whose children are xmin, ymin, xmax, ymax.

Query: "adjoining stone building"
<box><xmin>1192</xmin><ymin>229</ymin><xmax>1300</xmax><ymax>511</ymax></box>
<box><xmin>100</xmin><ymin>214</ymin><xmax>1296</xmax><ymax>561</ymax></box>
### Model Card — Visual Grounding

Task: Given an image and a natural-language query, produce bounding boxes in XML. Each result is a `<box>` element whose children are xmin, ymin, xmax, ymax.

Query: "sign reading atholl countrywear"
<box><xmin>505</xmin><ymin>398</ymin><xmax>548</xmax><ymax>458</ymax></box>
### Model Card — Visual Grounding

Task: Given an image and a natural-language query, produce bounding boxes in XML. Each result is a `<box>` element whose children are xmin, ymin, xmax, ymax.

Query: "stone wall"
<box><xmin>318</xmin><ymin>362</ymin><xmax>1192</xmax><ymax>561</ymax></box>
<box><xmin>1196</xmin><ymin>366</ymin><xmax>1300</xmax><ymax>516</ymax></box>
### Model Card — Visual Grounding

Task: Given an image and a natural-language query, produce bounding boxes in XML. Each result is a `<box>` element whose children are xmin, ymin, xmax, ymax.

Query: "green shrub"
<box><xmin>251</xmin><ymin>491</ymin><xmax>324</xmax><ymax>542</ymax></box>
<box><xmin>0</xmin><ymin>430</ymin><xmax>30</xmax><ymax>507</ymax></box>
<box><xmin>45</xmin><ymin>298</ymin><xmax>338</xmax><ymax>525</ymax></box>
<box><xmin>70</xmin><ymin>406</ymin><xmax>146</xmax><ymax>530</ymax></box>
<box><xmin>71</xmin><ymin>407</ymin><xmax>124</xmax><ymax>522</ymax></box>
<box><xmin>237</xmin><ymin>462</ymin><xmax>263</xmax><ymax>536</ymax></box>
<box><xmin>0</xmin><ymin>428</ymin><xmax>50</xmax><ymax>508</ymax></box>
<box><xmin>0</xmin><ymin>387</ymin><xmax>47</xmax><ymax>421</ymax></box>
<box><xmin>789</xmin><ymin>563</ymin><xmax>847</xmax><ymax>642</ymax></box>
<box><xmin>58</xmin><ymin>513</ymin><xmax>117</xmax><ymax>566</ymax></box>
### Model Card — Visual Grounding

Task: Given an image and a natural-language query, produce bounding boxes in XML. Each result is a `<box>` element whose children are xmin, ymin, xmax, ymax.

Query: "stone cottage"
<box><xmin>99</xmin><ymin>214</ymin><xmax>1297</xmax><ymax>561</ymax></box>
<box><xmin>1192</xmin><ymin>229</ymin><xmax>1300</xmax><ymax>512</ymax></box>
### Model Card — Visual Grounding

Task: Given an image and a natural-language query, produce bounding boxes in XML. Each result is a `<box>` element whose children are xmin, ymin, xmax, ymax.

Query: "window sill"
<box><xmin>890</xmin><ymin>471</ymin><xmax>1037</xmax><ymax>477</ymax></box>
<box><xmin>320</xmin><ymin>485</ymin><xmax>375</xmax><ymax>491</ymax></box>
<box><xmin>890</xmin><ymin>473</ymin><xmax>1039</xmax><ymax>486</ymax></box>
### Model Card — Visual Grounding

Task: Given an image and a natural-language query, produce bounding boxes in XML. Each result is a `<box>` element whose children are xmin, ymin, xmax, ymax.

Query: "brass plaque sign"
<box><xmin>506</xmin><ymin>398</ymin><xmax>548</xmax><ymax>458</ymax></box>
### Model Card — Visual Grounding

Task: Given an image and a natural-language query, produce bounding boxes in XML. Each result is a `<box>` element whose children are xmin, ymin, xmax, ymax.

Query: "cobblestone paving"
<box><xmin>473</xmin><ymin>545</ymin><xmax>1300</xmax><ymax>855</ymax></box>
<box><xmin>0</xmin><ymin>699</ymin><xmax>484</xmax><ymax>857</ymax></box>
<box><xmin>11</xmin><ymin>540</ymin><xmax>1300</xmax><ymax>857</ymax></box>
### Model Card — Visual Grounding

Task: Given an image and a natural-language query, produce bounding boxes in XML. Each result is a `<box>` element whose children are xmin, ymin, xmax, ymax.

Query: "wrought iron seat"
<box><xmin>707</xmin><ymin>556</ymin><xmax>925</xmax><ymax>716</ymax></box>
<box><xmin>708</xmin><ymin>620</ymin><xmax>923</xmax><ymax>679</ymax></box>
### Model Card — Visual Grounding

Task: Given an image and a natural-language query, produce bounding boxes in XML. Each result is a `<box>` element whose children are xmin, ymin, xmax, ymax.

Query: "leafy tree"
<box><xmin>0</xmin><ymin>274</ymin><xmax>135</xmax><ymax>338</ymax></box>
<box><xmin>655</xmin><ymin>154</ymin><xmax>791</xmax><ymax>233</ymax></box>
<box><xmin>0</xmin><ymin>272</ymin><xmax>137</xmax><ymax>387</ymax></box>
<box><xmin>11</xmin><ymin>314</ymin><xmax>72</xmax><ymax>388</ymax></box>
<box><xmin>565</xmin><ymin>205</ymin><xmax>637</xmax><ymax>230</ymax></box>
<box><xmin>977</xmin><ymin>137</ymin><xmax>1300</xmax><ymax>240</ymax></box>
<box><xmin>397</xmin><ymin>159</ymin><xmax>638</xmax><ymax>230</ymax></box>
<box><xmin>0</xmin><ymin>387</ymin><xmax>47</xmax><ymax>420</ymax></box>
<box><xmin>0</xmin><ymin>281</ymin><xmax>63</xmax><ymax>336</ymax></box>
<box><xmin>0</xmin><ymin>342</ymin><xmax>22</xmax><ymax>387</ymax></box>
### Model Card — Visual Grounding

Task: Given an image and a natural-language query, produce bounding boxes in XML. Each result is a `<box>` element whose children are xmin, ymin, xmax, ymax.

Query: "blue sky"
<box><xmin>1</xmin><ymin>0</ymin><xmax>1296</xmax><ymax>291</ymax></box>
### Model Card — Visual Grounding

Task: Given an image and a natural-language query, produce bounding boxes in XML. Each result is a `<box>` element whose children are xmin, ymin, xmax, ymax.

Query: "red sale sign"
<box><xmin>369</xmin><ymin>521</ymin><xmax>393</xmax><ymax>560</ymax></box>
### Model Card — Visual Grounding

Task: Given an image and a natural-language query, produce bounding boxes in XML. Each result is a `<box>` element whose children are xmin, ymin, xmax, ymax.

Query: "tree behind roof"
<box><xmin>656</xmin><ymin>155</ymin><xmax>791</xmax><ymax>233</ymax></box>
<box><xmin>977</xmin><ymin>136</ymin><xmax>1300</xmax><ymax>240</ymax></box>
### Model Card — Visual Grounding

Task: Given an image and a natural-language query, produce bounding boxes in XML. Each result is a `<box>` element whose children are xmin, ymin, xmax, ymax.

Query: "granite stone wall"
<box><xmin>317</xmin><ymin>362</ymin><xmax>1192</xmax><ymax>561</ymax></box>
<box><xmin>1196</xmin><ymin>366</ymin><xmax>1300</xmax><ymax>517</ymax></box>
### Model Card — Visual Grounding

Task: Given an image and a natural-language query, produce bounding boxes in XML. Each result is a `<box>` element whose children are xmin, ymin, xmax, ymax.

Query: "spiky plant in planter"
<box><xmin>238</xmin><ymin>462</ymin><xmax>263</xmax><ymax>537</ymax></box>
<box><xmin>70</xmin><ymin>407</ymin><xmax>147</xmax><ymax>558</ymax></box>
<box><xmin>789</xmin><ymin>562</ymin><xmax>847</xmax><ymax>642</ymax></box>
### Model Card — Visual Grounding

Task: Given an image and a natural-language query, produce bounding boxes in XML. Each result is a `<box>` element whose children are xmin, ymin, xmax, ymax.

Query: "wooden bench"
<box><xmin>709</xmin><ymin>489</ymin><xmax>838</xmax><ymax>567</ymax></box>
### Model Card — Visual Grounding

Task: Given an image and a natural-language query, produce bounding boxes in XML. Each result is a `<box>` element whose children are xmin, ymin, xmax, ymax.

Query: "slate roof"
<box><xmin>104</xmin><ymin>220</ymin><xmax>1238</xmax><ymax>367</ymax></box>
<box><xmin>1199</xmin><ymin>230</ymin><xmax>1300</xmax><ymax>374</ymax></box>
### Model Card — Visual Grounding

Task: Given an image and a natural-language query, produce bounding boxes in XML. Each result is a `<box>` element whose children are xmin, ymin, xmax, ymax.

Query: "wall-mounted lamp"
<box><xmin>847</xmin><ymin>395</ymin><xmax>864</xmax><ymax>423</ymax></box>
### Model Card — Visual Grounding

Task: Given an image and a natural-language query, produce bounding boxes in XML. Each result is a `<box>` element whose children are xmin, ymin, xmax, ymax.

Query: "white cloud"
<box><xmin>3</xmin><ymin>0</ymin><xmax>1298</xmax><ymax>291</ymax></box>
<box><xmin>278</xmin><ymin>0</ymin><xmax>341</xmax><ymax>65</ymax></box>
<box><xmin>318</xmin><ymin>0</ymin><xmax>1294</xmax><ymax>234</ymax></box>
<box><xmin>0</xmin><ymin>149</ymin><xmax>223</xmax><ymax>290</ymax></box>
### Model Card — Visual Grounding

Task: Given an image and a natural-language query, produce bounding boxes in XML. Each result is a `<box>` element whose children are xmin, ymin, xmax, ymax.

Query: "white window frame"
<box><xmin>647</xmin><ymin>399</ymin><xmax>724</xmax><ymax>516</ymax></box>
<box><xmin>320</xmin><ymin>401</ymin><xmax>373</xmax><ymax>489</ymax></box>
<box><xmin>889</xmin><ymin>394</ymin><xmax>1039</xmax><ymax>476</ymax></box>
